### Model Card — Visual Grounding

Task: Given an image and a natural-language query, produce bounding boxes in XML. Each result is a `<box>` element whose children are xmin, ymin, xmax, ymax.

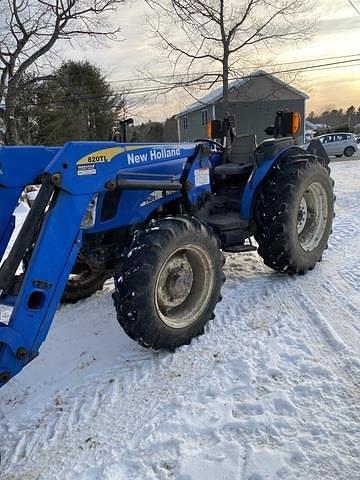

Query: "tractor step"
<box><xmin>207</xmin><ymin>190</ymin><xmax>242</xmax><ymax>213</ymax></box>
<box><xmin>207</xmin><ymin>212</ymin><xmax>247</xmax><ymax>230</ymax></box>
<box><xmin>223</xmin><ymin>244</ymin><xmax>257</xmax><ymax>253</ymax></box>
<box><xmin>207</xmin><ymin>212</ymin><xmax>249</xmax><ymax>249</ymax></box>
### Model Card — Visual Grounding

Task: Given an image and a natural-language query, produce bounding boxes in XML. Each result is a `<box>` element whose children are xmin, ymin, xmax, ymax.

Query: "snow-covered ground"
<box><xmin>0</xmin><ymin>160</ymin><xmax>359</xmax><ymax>480</ymax></box>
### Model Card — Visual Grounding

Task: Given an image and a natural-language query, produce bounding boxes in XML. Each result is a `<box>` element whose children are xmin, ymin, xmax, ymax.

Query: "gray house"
<box><xmin>176</xmin><ymin>70</ymin><xmax>308</xmax><ymax>144</ymax></box>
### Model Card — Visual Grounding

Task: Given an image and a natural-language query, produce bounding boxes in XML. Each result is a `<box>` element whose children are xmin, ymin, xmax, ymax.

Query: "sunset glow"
<box><xmin>68</xmin><ymin>0</ymin><xmax>360</xmax><ymax>120</ymax></box>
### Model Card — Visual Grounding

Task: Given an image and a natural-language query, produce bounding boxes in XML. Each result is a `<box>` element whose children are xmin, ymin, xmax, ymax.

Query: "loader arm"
<box><xmin>0</xmin><ymin>141</ymin><xmax>202</xmax><ymax>387</ymax></box>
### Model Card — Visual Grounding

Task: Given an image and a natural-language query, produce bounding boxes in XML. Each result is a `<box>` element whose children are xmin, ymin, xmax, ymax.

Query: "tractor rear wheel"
<box><xmin>113</xmin><ymin>216</ymin><xmax>224</xmax><ymax>350</ymax></box>
<box><xmin>255</xmin><ymin>157</ymin><xmax>335</xmax><ymax>274</ymax></box>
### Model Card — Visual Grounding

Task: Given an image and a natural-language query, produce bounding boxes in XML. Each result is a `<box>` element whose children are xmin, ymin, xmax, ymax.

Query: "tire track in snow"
<box><xmin>1</xmin><ymin>316</ymin><xmax>173</xmax><ymax>472</ymax></box>
<box><xmin>2</xmin><ymin>264</ymin><xmax>359</xmax><ymax>480</ymax></box>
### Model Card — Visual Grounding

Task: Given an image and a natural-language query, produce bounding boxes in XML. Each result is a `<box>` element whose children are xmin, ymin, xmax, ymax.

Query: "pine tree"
<box><xmin>33</xmin><ymin>61</ymin><xmax>125</xmax><ymax>145</ymax></box>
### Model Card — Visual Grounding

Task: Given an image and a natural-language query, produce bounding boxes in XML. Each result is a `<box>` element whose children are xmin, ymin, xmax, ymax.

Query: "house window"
<box><xmin>183</xmin><ymin>116</ymin><xmax>189</xmax><ymax>130</ymax></box>
<box><xmin>201</xmin><ymin>109</ymin><xmax>208</xmax><ymax>126</ymax></box>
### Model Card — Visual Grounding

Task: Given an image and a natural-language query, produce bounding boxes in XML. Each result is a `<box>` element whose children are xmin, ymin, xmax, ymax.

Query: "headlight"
<box><xmin>81</xmin><ymin>194</ymin><xmax>98</xmax><ymax>229</ymax></box>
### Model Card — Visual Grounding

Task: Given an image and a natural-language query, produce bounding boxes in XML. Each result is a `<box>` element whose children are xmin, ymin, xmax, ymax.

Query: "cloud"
<box><xmin>315</xmin><ymin>16</ymin><xmax>360</xmax><ymax>34</ymax></box>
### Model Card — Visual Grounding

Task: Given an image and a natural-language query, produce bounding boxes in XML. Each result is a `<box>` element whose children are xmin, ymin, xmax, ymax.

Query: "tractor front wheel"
<box><xmin>113</xmin><ymin>217</ymin><xmax>224</xmax><ymax>350</ymax></box>
<box><xmin>255</xmin><ymin>158</ymin><xmax>335</xmax><ymax>274</ymax></box>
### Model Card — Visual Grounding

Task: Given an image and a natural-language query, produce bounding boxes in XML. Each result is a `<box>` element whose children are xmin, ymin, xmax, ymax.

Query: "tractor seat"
<box><xmin>215</xmin><ymin>133</ymin><xmax>256</xmax><ymax>176</ymax></box>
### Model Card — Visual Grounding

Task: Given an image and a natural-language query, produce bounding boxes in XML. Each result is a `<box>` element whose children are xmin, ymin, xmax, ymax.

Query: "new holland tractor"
<box><xmin>0</xmin><ymin>111</ymin><xmax>334</xmax><ymax>387</ymax></box>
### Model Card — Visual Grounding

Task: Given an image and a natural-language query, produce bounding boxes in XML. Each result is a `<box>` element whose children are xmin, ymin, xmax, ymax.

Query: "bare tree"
<box><xmin>145</xmin><ymin>0</ymin><xmax>314</xmax><ymax>108</ymax></box>
<box><xmin>0</xmin><ymin>0</ymin><xmax>125</xmax><ymax>144</ymax></box>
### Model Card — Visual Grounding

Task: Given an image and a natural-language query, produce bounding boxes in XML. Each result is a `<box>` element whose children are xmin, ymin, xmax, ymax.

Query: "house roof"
<box><xmin>306</xmin><ymin>120</ymin><xmax>329</xmax><ymax>130</ymax></box>
<box><xmin>176</xmin><ymin>70</ymin><xmax>309</xmax><ymax>117</ymax></box>
<box><xmin>306</xmin><ymin>120</ymin><xmax>317</xmax><ymax>130</ymax></box>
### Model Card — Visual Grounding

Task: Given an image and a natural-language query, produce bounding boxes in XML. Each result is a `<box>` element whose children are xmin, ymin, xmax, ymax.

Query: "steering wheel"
<box><xmin>193</xmin><ymin>138</ymin><xmax>225</xmax><ymax>151</ymax></box>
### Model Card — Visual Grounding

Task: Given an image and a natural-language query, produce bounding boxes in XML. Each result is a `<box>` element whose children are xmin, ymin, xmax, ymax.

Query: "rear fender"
<box><xmin>240</xmin><ymin>146</ymin><xmax>308</xmax><ymax>221</ymax></box>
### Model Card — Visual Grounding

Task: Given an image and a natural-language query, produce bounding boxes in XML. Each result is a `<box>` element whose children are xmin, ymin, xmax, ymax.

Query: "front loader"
<box><xmin>0</xmin><ymin>111</ymin><xmax>335</xmax><ymax>388</ymax></box>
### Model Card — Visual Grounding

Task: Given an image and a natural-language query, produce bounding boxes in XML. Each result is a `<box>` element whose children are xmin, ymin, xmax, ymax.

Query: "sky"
<box><xmin>67</xmin><ymin>0</ymin><xmax>360</xmax><ymax>122</ymax></box>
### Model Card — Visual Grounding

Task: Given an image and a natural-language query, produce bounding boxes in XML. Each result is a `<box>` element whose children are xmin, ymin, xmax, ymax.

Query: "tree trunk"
<box><xmin>222</xmin><ymin>53</ymin><xmax>230</xmax><ymax>112</ymax></box>
<box><xmin>5</xmin><ymin>106</ymin><xmax>18</xmax><ymax>145</ymax></box>
<box><xmin>222</xmin><ymin>49</ymin><xmax>233</xmax><ymax>146</ymax></box>
<box><xmin>4</xmin><ymin>87</ymin><xmax>19</xmax><ymax>145</ymax></box>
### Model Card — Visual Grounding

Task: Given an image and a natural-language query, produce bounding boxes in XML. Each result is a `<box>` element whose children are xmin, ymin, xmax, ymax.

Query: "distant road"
<box><xmin>330</xmin><ymin>151</ymin><xmax>360</xmax><ymax>162</ymax></box>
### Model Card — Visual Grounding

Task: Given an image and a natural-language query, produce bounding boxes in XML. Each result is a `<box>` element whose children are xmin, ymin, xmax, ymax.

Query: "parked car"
<box><xmin>317</xmin><ymin>133</ymin><xmax>359</xmax><ymax>157</ymax></box>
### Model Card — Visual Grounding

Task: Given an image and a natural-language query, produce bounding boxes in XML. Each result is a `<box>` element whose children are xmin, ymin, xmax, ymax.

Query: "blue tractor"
<box><xmin>0</xmin><ymin>111</ymin><xmax>334</xmax><ymax>387</ymax></box>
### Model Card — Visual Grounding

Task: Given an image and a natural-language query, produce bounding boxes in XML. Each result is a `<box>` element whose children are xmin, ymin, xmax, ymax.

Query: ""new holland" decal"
<box><xmin>127</xmin><ymin>147</ymin><xmax>181</xmax><ymax>165</ymax></box>
<box><xmin>76</xmin><ymin>145</ymin><xmax>183</xmax><ymax>167</ymax></box>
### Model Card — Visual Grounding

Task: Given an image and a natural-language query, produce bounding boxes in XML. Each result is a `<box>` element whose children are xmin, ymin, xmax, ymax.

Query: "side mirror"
<box><xmin>265</xmin><ymin>111</ymin><xmax>302</xmax><ymax>137</ymax></box>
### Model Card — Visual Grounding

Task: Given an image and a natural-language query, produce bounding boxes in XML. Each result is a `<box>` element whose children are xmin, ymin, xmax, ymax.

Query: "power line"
<box><xmin>10</xmin><ymin>57</ymin><xmax>360</xmax><ymax>109</ymax></box>
<box><xmin>123</xmin><ymin>57</ymin><xmax>360</xmax><ymax>93</ymax></box>
<box><xmin>245</xmin><ymin>57</ymin><xmax>360</xmax><ymax>78</ymax></box>
<box><xmin>106</xmin><ymin>53</ymin><xmax>360</xmax><ymax>85</ymax></box>
<box><xmin>124</xmin><ymin>59</ymin><xmax>360</xmax><ymax>95</ymax></box>
<box><xmin>346</xmin><ymin>0</ymin><xmax>360</xmax><ymax>15</ymax></box>
<box><xmin>14</xmin><ymin>59</ymin><xmax>360</xmax><ymax>107</ymax></box>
